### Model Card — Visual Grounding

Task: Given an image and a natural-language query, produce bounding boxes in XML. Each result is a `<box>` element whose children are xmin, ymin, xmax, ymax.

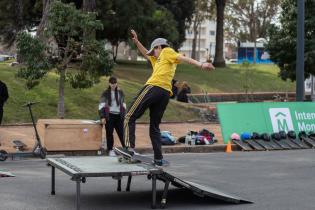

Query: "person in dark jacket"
<box><xmin>99</xmin><ymin>77</ymin><xmax>126</xmax><ymax>156</ymax></box>
<box><xmin>0</xmin><ymin>80</ymin><xmax>9</xmax><ymax>125</ymax></box>
<box><xmin>170</xmin><ymin>79</ymin><xmax>179</xmax><ymax>99</ymax></box>
<box><xmin>177</xmin><ymin>81</ymin><xmax>191</xmax><ymax>103</ymax></box>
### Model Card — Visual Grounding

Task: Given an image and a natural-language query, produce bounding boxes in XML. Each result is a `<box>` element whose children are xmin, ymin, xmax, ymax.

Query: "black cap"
<box><xmin>109</xmin><ymin>76</ymin><xmax>117</xmax><ymax>84</ymax></box>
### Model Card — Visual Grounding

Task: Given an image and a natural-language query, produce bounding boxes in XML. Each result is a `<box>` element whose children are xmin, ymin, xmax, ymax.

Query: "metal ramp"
<box><xmin>47</xmin><ymin>156</ymin><xmax>252</xmax><ymax>210</ymax></box>
<box><xmin>157</xmin><ymin>172</ymin><xmax>252</xmax><ymax>207</ymax></box>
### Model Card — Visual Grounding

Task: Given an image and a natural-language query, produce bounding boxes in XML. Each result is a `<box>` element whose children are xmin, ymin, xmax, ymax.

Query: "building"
<box><xmin>179</xmin><ymin>20</ymin><xmax>217</xmax><ymax>62</ymax></box>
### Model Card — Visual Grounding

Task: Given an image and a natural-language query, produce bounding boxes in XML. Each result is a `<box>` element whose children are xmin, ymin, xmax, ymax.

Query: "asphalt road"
<box><xmin>1</xmin><ymin>150</ymin><xmax>315</xmax><ymax>210</ymax></box>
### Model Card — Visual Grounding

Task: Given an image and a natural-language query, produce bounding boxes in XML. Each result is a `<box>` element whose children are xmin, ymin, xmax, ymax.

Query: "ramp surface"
<box><xmin>161</xmin><ymin>172</ymin><xmax>252</xmax><ymax>204</ymax></box>
<box><xmin>48</xmin><ymin>156</ymin><xmax>158</xmax><ymax>177</ymax></box>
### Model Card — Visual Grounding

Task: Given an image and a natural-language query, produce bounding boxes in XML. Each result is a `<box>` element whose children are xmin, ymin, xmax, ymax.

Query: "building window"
<box><xmin>210</xmin><ymin>30</ymin><xmax>215</xmax><ymax>36</ymax></box>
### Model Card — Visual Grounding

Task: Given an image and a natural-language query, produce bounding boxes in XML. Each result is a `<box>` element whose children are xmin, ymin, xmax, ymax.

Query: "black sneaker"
<box><xmin>123</xmin><ymin>147</ymin><xmax>140</xmax><ymax>156</ymax></box>
<box><xmin>154</xmin><ymin>159</ymin><xmax>170</xmax><ymax>167</ymax></box>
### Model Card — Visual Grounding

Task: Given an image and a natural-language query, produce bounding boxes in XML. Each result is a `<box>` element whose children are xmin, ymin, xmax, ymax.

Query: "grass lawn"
<box><xmin>0</xmin><ymin>60</ymin><xmax>295</xmax><ymax>123</ymax></box>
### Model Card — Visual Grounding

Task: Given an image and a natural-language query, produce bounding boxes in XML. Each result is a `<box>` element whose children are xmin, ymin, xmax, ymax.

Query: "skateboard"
<box><xmin>0</xmin><ymin>171</ymin><xmax>15</xmax><ymax>178</ymax></box>
<box><xmin>114</xmin><ymin>147</ymin><xmax>169</xmax><ymax>167</ymax></box>
<box><xmin>12</xmin><ymin>140</ymin><xmax>27</xmax><ymax>151</ymax></box>
<box><xmin>232</xmin><ymin>139</ymin><xmax>253</xmax><ymax>151</ymax></box>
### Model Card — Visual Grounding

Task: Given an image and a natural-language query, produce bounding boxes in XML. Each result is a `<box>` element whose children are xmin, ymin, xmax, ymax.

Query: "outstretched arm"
<box><xmin>177</xmin><ymin>55</ymin><xmax>215</xmax><ymax>71</ymax></box>
<box><xmin>131</xmin><ymin>29</ymin><xmax>149</xmax><ymax>59</ymax></box>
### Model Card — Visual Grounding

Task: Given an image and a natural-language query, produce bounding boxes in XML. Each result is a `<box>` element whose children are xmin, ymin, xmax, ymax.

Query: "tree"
<box><xmin>37</xmin><ymin>0</ymin><xmax>54</xmax><ymax>39</ymax></box>
<box><xmin>265</xmin><ymin>0</ymin><xmax>315</xmax><ymax>81</ymax></box>
<box><xmin>96</xmin><ymin>0</ymin><xmax>154</xmax><ymax>61</ymax></box>
<box><xmin>97</xmin><ymin>0</ymin><xmax>179</xmax><ymax>61</ymax></box>
<box><xmin>16</xmin><ymin>1</ymin><xmax>114</xmax><ymax>118</ymax></box>
<box><xmin>225</xmin><ymin>0</ymin><xmax>281</xmax><ymax>43</ymax></box>
<box><xmin>0</xmin><ymin>0</ymin><xmax>41</xmax><ymax>60</ymax></box>
<box><xmin>0</xmin><ymin>0</ymin><xmax>41</xmax><ymax>44</ymax></box>
<box><xmin>16</xmin><ymin>32</ymin><xmax>50</xmax><ymax>89</ymax></box>
<box><xmin>154</xmin><ymin>0</ymin><xmax>195</xmax><ymax>50</ymax></box>
<box><xmin>141</xmin><ymin>7</ymin><xmax>179</xmax><ymax>49</ymax></box>
<box><xmin>213</xmin><ymin>0</ymin><xmax>226</xmax><ymax>67</ymax></box>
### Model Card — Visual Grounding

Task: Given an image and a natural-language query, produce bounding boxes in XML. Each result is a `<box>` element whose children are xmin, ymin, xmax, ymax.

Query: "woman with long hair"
<box><xmin>99</xmin><ymin>76</ymin><xmax>126</xmax><ymax>156</ymax></box>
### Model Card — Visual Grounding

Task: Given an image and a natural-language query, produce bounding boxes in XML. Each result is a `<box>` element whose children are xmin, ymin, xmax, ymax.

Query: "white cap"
<box><xmin>146</xmin><ymin>38</ymin><xmax>169</xmax><ymax>56</ymax></box>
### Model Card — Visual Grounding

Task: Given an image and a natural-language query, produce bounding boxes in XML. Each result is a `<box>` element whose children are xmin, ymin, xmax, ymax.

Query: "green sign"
<box><xmin>217</xmin><ymin>102</ymin><xmax>315</xmax><ymax>143</ymax></box>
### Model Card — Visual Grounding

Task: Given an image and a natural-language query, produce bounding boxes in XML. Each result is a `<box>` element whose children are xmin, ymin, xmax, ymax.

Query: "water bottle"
<box><xmin>185</xmin><ymin>132</ymin><xmax>191</xmax><ymax>145</ymax></box>
<box><xmin>15</xmin><ymin>147</ymin><xmax>21</xmax><ymax>160</ymax></box>
<box><xmin>191</xmin><ymin>135</ymin><xmax>196</xmax><ymax>146</ymax></box>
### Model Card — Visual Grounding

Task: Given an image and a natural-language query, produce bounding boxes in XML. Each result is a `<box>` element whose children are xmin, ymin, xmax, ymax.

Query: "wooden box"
<box><xmin>36</xmin><ymin>119</ymin><xmax>102</xmax><ymax>151</ymax></box>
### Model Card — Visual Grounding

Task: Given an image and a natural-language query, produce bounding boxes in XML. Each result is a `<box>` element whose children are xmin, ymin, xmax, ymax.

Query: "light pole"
<box><xmin>296</xmin><ymin>0</ymin><xmax>305</xmax><ymax>101</ymax></box>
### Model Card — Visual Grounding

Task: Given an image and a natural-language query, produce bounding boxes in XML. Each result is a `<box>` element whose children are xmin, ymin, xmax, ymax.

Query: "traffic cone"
<box><xmin>225</xmin><ymin>140</ymin><xmax>232</xmax><ymax>153</ymax></box>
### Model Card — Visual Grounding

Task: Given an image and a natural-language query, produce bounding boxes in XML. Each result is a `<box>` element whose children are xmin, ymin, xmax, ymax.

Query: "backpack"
<box><xmin>197</xmin><ymin>129</ymin><xmax>216</xmax><ymax>145</ymax></box>
<box><xmin>161</xmin><ymin>131</ymin><xmax>176</xmax><ymax>145</ymax></box>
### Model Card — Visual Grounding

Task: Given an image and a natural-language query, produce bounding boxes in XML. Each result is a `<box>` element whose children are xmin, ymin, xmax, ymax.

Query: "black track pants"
<box><xmin>0</xmin><ymin>107</ymin><xmax>3</xmax><ymax>125</ymax></box>
<box><xmin>105</xmin><ymin>113</ymin><xmax>125</xmax><ymax>151</ymax></box>
<box><xmin>124</xmin><ymin>85</ymin><xmax>170</xmax><ymax>160</ymax></box>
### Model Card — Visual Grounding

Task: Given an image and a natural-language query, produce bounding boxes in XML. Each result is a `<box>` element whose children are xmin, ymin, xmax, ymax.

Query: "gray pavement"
<box><xmin>1</xmin><ymin>150</ymin><xmax>315</xmax><ymax>210</ymax></box>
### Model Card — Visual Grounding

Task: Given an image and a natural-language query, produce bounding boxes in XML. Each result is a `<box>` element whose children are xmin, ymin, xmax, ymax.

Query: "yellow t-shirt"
<box><xmin>146</xmin><ymin>47</ymin><xmax>180</xmax><ymax>95</ymax></box>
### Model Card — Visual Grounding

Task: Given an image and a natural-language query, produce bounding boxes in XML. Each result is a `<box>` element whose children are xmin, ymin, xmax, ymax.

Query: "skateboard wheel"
<box><xmin>39</xmin><ymin>148</ymin><xmax>47</xmax><ymax>159</ymax></box>
<box><xmin>0</xmin><ymin>150</ymin><xmax>8</xmax><ymax>161</ymax></box>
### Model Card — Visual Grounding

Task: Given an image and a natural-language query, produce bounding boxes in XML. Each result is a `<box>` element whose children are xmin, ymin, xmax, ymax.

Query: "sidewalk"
<box><xmin>0</xmin><ymin>122</ymin><xmax>225</xmax><ymax>154</ymax></box>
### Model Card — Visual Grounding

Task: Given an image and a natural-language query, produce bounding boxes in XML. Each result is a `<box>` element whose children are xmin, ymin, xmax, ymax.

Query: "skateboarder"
<box><xmin>0</xmin><ymin>80</ymin><xmax>9</xmax><ymax>125</ymax></box>
<box><xmin>124</xmin><ymin>29</ymin><xmax>215</xmax><ymax>166</ymax></box>
<box><xmin>99</xmin><ymin>77</ymin><xmax>126</xmax><ymax>156</ymax></box>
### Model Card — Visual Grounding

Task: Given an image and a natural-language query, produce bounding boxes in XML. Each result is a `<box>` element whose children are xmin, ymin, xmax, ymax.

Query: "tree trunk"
<box><xmin>37</xmin><ymin>0</ymin><xmax>53</xmax><ymax>39</ymax></box>
<box><xmin>82</xmin><ymin>0</ymin><xmax>96</xmax><ymax>62</ymax></box>
<box><xmin>213</xmin><ymin>0</ymin><xmax>226</xmax><ymax>67</ymax></box>
<box><xmin>112</xmin><ymin>42</ymin><xmax>120</xmax><ymax>62</ymax></box>
<box><xmin>15</xmin><ymin>0</ymin><xmax>23</xmax><ymax>63</ymax></box>
<box><xmin>82</xmin><ymin>0</ymin><xmax>96</xmax><ymax>39</ymax></box>
<box><xmin>191</xmin><ymin>21</ymin><xmax>198</xmax><ymax>59</ymax></box>
<box><xmin>57</xmin><ymin>68</ymin><xmax>65</xmax><ymax>119</ymax></box>
<box><xmin>82</xmin><ymin>0</ymin><xmax>96</xmax><ymax>12</ymax></box>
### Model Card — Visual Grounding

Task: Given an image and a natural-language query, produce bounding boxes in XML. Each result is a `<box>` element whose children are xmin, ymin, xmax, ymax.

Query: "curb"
<box><xmin>46</xmin><ymin>144</ymin><xmax>240</xmax><ymax>156</ymax></box>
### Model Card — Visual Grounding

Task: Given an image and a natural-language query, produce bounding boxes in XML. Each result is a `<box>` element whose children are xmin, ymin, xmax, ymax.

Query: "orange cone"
<box><xmin>225</xmin><ymin>140</ymin><xmax>232</xmax><ymax>153</ymax></box>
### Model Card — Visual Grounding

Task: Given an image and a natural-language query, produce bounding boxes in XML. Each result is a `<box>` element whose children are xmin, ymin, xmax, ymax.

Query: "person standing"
<box><xmin>99</xmin><ymin>77</ymin><xmax>126</xmax><ymax>156</ymax></box>
<box><xmin>123</xmin><ymin>29</ymin><xmax>215</xmax><ymax>166</ymax></box>
<box><xmin>0</xmin><ymin>80</ymin><xmax>9</xmax><ymax>125</ymax></box>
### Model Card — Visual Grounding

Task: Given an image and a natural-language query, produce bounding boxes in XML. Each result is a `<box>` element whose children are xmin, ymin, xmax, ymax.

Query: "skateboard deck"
<box><xmin>114</xmin><ymin>147</ymin><xmax>169</xmax><ymax>167</ymax></box>
<box><xmin>246</xmin><ymin>140</ymin><xmax>265</xmax><ymax>151</ymax></box>
<box><xmin>12</xmin><ymin>140</ymin><xmax>27</xmax><ymax>150</ymax></box>
<box><xmin>254</xmin><ymin>139</ymin><xmax>274</xmax><ymax>150</ymax></box>
<box><xmin>232</xmin><ymin>140</ymin><xmax>253</xmax><ymax>151</ymax></box>
<box><xmin>0</xmin><ymin>171</ymin><xmax>15</xmax><ymax>177</ymax></box>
